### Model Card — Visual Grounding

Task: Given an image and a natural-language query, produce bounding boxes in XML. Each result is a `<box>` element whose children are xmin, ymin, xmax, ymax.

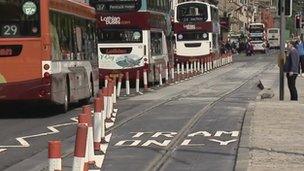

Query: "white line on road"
<box><xmin>0</xmin><ymin>149</ymin><xmax>7</xmax><ymax>153</ymax></box>
<box><xmin>0</xmin><ymin>118</ymin><xmax>77</xmax><ymax>150</ymax></box>
<box><xmin>0</xmin><ymin>109</ymin><xmax>119</xmax><ymax>154</ymax></box>
<box><xmin>209</xmin><ymin>139</ymin><xmax>238</xmax><ymax>145</ymax></box>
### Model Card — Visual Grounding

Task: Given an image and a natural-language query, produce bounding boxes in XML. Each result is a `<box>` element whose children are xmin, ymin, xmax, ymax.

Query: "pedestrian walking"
<box><xmin>284</xmin><ymin>41</ymin><xmax>300</xmax><ymax>101</ymax></box>
<box><xmin>296</xmin><ymin>37</ymin><xmax>304</xmax><ymax>77</ymax></box>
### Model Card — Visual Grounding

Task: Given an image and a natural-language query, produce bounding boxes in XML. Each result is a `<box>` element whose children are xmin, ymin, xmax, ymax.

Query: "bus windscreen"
<box><xmin>177</xmin><ymin>3</ymin><xmax>208</xmax><ymax>23</ymax></box>
<box><xmin>0</xmin><ymin>0</ymin><xmax>40</xmax><ymax>37</ymax></box>
<box><xmin>90</xmin><ymin>0</ymin><xmax>141</xmax><ymax>12</ymax></box>
<box><xmin>98</xmin><ymin>29</ymin><xmax>143</xmax><ymax>43</ymax></box>
<box><xmin>268</xmin><ymin>30</ymin><xmax>278</xmax><ymax>33</ymax></box>
<box><xmin>249</xmin><ymin>28</ymin><xmax>264</xmax><ymax>33</ymax></box>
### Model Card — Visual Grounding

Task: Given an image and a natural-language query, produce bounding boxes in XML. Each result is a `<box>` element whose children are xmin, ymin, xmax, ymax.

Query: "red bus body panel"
<box><xmin>0</xmin><ymin>0</ymin><xmax>95</xmax><ymax>101</ymax></box>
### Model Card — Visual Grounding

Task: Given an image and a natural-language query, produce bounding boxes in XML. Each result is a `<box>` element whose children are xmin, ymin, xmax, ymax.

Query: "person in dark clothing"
<box><xmin>225</xmin><ymin>42</ymin><xmax>231</xmax><ymax>53</ymax></box>
<box><xmin>283</xmin><ymin>41</ymin><xmax>300</xmax><ymax>101</ymax></box>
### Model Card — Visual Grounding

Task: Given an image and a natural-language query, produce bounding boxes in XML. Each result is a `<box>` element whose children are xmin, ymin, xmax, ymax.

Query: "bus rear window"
<box><xmin>0</xmin><ymin>0</ymin><xmax>40</xmax><ymax>38</ymax></box>
<box><xmin>98</xmin><ymin>29</ymin><xmax>143</xmax><ymax>43</ymax></box>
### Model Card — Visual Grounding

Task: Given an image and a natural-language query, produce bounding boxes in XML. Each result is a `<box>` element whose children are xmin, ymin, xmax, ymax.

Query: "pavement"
<box><xmin>236</xmin><ymin>65</ymin><xmax>304</xmax><ymax>171</ymax></box>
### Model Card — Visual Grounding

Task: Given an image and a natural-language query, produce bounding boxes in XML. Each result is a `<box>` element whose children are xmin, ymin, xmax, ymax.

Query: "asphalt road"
<box><xmin>0</xmin><ymin>53</ymin><xmax>276</xmax><ymax>171</ymax></box>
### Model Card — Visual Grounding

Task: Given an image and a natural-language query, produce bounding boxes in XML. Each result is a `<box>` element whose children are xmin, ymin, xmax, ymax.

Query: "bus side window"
<box><xmin>50</xmin><ymin>12</ymin><xmax>62</xmax><ymax>60</ymax></box>
<box><xmin>50</xmin><ymin>23</ymin><xmax>61</xmax><ymax>60</ymax></box>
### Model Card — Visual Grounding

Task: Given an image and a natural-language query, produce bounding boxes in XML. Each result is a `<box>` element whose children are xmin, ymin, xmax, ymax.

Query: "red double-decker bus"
<box><xmin>0</xmin><ymin>0</ymin><xmax>99</xmax><ymax>112</ymax></box>
<box><xmin>172</xmin><ymin>1</ymin><xmax>220</xmax><ymax>64</ymax></box>
<box><xmin>90</xmin><ymin>0</ymin><xmax>173</xmax><ymax>83</ymax></box>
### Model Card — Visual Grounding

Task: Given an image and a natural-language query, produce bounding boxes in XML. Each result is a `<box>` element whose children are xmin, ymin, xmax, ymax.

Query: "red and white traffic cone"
<box><xmin>82</xmin><ymin>105</ymin><xmax>91</xmax><ymax>116</ymax></box>
<box><xmin>103</xmin><ymin>88</ymin><xmax>112</xmax><ymax>122</ymax></box>
<box><xmin>165</xmin><ymin>63</ymin><xmax>169</xmax><ymax>84</ymax></box>
<box><xmin>194</xmin><ymin>61</ymin><xmax>197</xmax><ymax>76</ymax></box>
<box><xmin>125</xmin><ymin>72</ymin><xmax>130</xmax><ymax>96</ymax></box>
<box><xmin>110</xmin><ymin>81</ymin><xmax>115</xmax><ymax>117</ymax></box>
<box><xmin>112</xmin><ymin>77</ymin><xmax>117</xmax><ymax>104</ymax></box>
<box><xmin>159</xmin><ymin>65</ymin><xmax>163</xmax><ymax>86</ymax></box>
<box><xmin>217</xmin><ymin>58</ymin><xmax>220</xmax><ymax>67</ymax></box>
<box><xmin>201</xmin><ymin>59</ymin><xmax>204</xmax><ymax>74</ymax></box>
<box><xmin>223</xmin><ymin>54</ymin><xmax>226</xmax><ymax>65</ymax></box>
<box><xmin>204</xmin><ymin>58</ymin><xmax>207</xmax><ymax>72</ymax></box>
<box><xmin>143</xmin><ymin>69</ymin><xmax>148</xmax><ymax>91</ymax></box>
<box><xmin>177</xmin><ymin>63</ymin><xmax>180</xmax><ymax>82</ymax></box>
<box><xmin>93</xmin><ymin>97</ymin><xmax>106</xmax><ymax>153</ymax></box>
<box><xmin>48</xmin><ymin>141</ymin><xmax>61</xmax><ymax>171</ymax></box>
<box><xmin>170</xmin><ymin>64</ymin><xmax>175</xmax><ymax>83</ymax></box>
<box><xmin>190</xmin><ymin>61</ymin><xmax>193</xmax><ymax>77</ymax></box>
<box><xmin>208</xmin><ymin>56</ymin><xmax>212</xmax><ymax>70</ymax></box>
<box><xmin>181</xmin><ymin>63</ymin><xmax>185</xmax><ymax>80</ymax></box>
<box><xmin>116</xmin><ymin>74</ymin><xmax>122</xmax><ymax>97</ymax></box>
<box><xmin>197</xmin><ymin>60</ymin><xmax>200</xmax><ymax>74</ymax></box>
<box><xmin>186</xmin><ymin>62</ymin><xmax>189</xmax><ymax>80</ymax></box>
<box><xmin>231</xmin><ymin>54</ymin><xmax>233</xmax><ymax>63</ymax></box>
<box><xmin>104</xmin><ymin>76</ymin><xmax>109</xmax><ymax>88</ymax></box>
<box><xmin>78</xmin><ymin>113</ymin><xmax>95</xmax><ymax>167</ymax></box>
<box><xmin>72</xmin><ymin>124</ymin><xmax>88</xmax><ymax>171</ymax></box>
<box><xmin>136</xmin><ymin>70</ymin><xmax>140</xmax><ymax>93</ymax></box>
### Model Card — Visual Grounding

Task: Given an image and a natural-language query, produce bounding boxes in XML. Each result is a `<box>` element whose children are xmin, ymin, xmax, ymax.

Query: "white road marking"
<box><xmin>0</xmin><ymin>107</ymin><xmax>119</xmax><ymax>170</ymax></box>
<box><xmin>188</xmin><ymin>131</ymin><xmax>212</xmax><ymax>137</ymax></box>
<box><xmin>93</xmin><ymin>155</ymin><xmax>105</xmax><ymax>168</ymax></box>
<box><xmin>0</xmin><ymin>118</ymin><xmax>77</xmax><ymax>149</ymax></box>
<box><xmin>94</xmin><ymin>133</ymin><xmax>113</xmax><ymax>168</ymax></box>
<box><xmin>0</xmin><ymin>149</ymin><xmax>7</xmax><ymax>153</ymax></box>
<box><xmin>105</xmin><ymin>133</ymin><xmax>112</xmax><ymax>143</ymax></box>
<box><xmin>106</xmin><ymin>122</ymin><xmax>114</xmax><ymax>129</ymax></box>
<box><xmin>209</xmin><ymin>139</ymin><xmax>238</xmax><ymax>145</ymax></box>
<box><xmin>214</xmin><ymin>131</ymin><xmax>239</xmax><ymax>137</ymax></box>
<box><xmin>180</xmin><ymin>139</ymin><xmax>204</xmax><ymax>146</ymax></box>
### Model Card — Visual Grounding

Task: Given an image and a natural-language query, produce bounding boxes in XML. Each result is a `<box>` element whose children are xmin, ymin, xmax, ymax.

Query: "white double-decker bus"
<box><xmin>90</xmin><ymin>0</ymin><xmax>172</xmax><ymax>83</ymax></box>
<box><xmin>248</xmin><ymin>23</ymin><xmax>266</xmax><ymax>53</ymax></box>
<box><xmin>172</xmin><ymin>1</ymin><xmax>220</xmax><ymax>64</ymax></box>
<box><xmin>267</xmin><ymin>28</ymin><xmax>280</xmax><ymax>49</ymax></box>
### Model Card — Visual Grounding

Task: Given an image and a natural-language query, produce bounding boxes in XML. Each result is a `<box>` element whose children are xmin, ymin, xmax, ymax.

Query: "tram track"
<box><xmin>104</xmin><ymin>62</ymin><xmax>245</xmax><ymax>134</ymax></box>
<box><xmin>105</xmin><ymin>58</ymin><xmax>273</xmax><ymax>136</ymax></box>
<box><xmin>142</xmin><ymin>61</ymin><xmax>274</xmax><ymax>171</ymax></box>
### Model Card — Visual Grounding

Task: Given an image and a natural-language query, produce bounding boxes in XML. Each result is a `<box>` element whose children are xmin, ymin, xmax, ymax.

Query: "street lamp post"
<box><xmin>279</xmin><ymin>0</ymin><xmax>285</xmax><ymax>101</ymax></box>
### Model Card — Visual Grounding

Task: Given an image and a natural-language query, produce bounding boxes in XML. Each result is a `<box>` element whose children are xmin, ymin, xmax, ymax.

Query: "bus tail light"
<box><xmin>42</xmin><ymin>61</ymin><xmax>52</xmax><ymax>84</ymax></box>
<box><xmin>144</xmin><ymin>45</ymin><xmax>147</xmax><ymax>56</ymax></box>
<box><xmin>39</xmin><ymin>89</ymin><xmax>47</xmax><ymax>97</ymax></box>
<box><xmin>44</xmin><ymin>64</ymin><xmax>50</xmax><ymax>70</ymax></box>
<box><xmin>44</xmin><ymin>72</ymin><xmax>50</xmax><ymax>79</ymax></box>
